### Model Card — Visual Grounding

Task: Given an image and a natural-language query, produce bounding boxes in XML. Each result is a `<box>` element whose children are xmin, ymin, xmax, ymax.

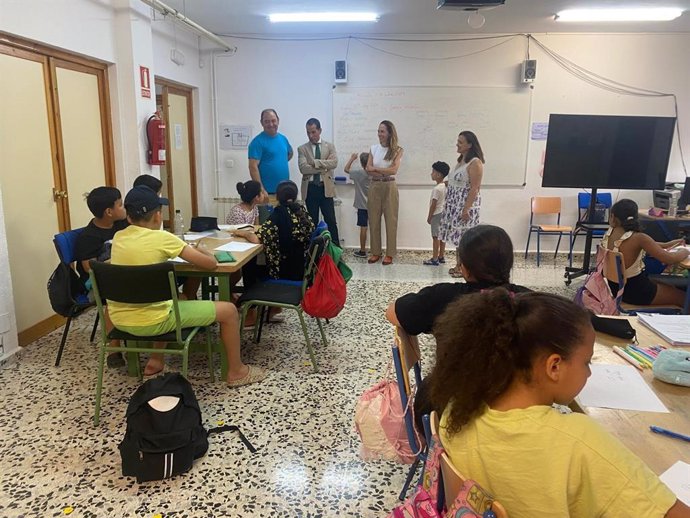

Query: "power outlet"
<box><xmin>0</xmin><ymin>313</ymin><xmax>9</xmax><ymax>334</ymax></box>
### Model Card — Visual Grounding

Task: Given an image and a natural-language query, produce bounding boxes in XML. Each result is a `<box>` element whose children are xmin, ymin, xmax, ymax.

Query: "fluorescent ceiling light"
<box><xmin>269</xmin><ymin>12</ymin><xmax>378</xmax><ymax>23</ymax></box>
<box><xmin>556</xmin><ymin>8</ymin><xmax>683</xmax><ymax>22</ymax></box>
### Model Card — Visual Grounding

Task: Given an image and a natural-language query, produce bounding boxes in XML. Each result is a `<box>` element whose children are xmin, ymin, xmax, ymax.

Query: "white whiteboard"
<box><xmin>333</xmin><ymin>86</ymin><xmax>532</xmax><ymax>186</ymax></box>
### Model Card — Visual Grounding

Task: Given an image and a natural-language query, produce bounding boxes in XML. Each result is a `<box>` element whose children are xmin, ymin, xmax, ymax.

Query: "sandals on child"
<box><xmin>448</xmin><ymin>267</ymin><xmax>464</xmax><ymax>279</ymax></box>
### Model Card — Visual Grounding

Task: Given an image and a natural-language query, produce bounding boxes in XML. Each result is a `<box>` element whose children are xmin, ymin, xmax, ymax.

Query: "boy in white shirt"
<box><xmin>424</xmin><ymin>161</ymin><xmax>450</xmax><ymax>266</ymax></box>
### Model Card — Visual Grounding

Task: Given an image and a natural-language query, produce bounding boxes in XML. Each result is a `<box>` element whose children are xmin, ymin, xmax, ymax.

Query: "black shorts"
<box><xmin>608</xmin><ymin>272</ymin><xmax>658</xmax><ymax>305</ymax></box>
<box><xmin>357</xmin><ymin>209</ymin><xmax>368</xmax><ymax>227</ymax></box>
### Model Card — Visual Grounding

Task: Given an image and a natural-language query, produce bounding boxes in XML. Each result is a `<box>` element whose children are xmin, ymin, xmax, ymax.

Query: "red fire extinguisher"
<box><xmin>146</xmin><ymin>112</ymin><xmax>166</xmax><ymax>165</ymax></box>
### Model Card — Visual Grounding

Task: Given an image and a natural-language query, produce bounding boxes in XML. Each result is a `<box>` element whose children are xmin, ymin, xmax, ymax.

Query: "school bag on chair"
<box><xmin>574</xmin><ymin>246</ymin><xmax>619</xmax><ymax>316</ymax></box>
<box><xmin>119</xmin><ymin>373</ymin><xmax>255</xmax><ymax>483</ymax></box>
<box><xmin>302</xmin><ymin>252</ymin><xmax>346</xmax><ymax>319</ymax></box>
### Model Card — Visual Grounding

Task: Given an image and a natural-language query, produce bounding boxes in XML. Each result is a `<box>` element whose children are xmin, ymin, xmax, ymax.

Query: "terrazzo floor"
<box><xmin>0</xmin><ymin>251</ymin><xmax>578</xmax><ymax>518</ymax></box>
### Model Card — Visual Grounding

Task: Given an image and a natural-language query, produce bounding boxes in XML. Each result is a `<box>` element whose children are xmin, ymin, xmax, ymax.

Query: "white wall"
<box><xmin>214</xmin><ymin>33</ymin><xmax>690</xmax><ymax>251</ymax></box>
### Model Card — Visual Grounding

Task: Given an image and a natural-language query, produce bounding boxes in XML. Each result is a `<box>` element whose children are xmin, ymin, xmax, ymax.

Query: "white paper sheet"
<box><xmin>577</xmin><ymin>364</ymin><xmax>669</xmax><ymax>412</ymax></box>
<box><xmin>637</xmin><ymin>313</ymin><xmax>690</xmax><ymax>345</ymax></box>
<box><xmin>218</xmin><ymin>224</ymin><xmax>254</xmax><ymax>231</ymax></box>
<box><xmin>660</xmin><ymin>461</ymin><xmax>690</xmax><ymax>506</ymax></box>
<box><xmin>169</xmin><ymin>256</ymin><xmax>188</xmax><ymax>263</ymax></box>
<box><xmin>183</xmin><ymin>230</ymin><xmax>216</xmax><ymax>241</ymax></box>
<box><xmin>214</xmin><ymin>241</ymin><xmax>258</xmax><ymax>253</ymax></box>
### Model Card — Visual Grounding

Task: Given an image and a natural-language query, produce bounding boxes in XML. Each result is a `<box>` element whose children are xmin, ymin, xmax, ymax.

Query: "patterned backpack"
<box><xmin>387</xmin><ymin>431</ymin><xmax>501</xmax><ymax>518</ymax></box>
<box><xmin>574</xmin><ymin>246</ymin><xmax>619</xmax><ymax>316</ymax></box>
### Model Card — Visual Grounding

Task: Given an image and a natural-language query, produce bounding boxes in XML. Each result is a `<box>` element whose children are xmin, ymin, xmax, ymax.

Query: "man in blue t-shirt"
<box><xmin>248</xmin><ymin>108</ymin><xmax>293</xmax><ymax>200</ymax></box>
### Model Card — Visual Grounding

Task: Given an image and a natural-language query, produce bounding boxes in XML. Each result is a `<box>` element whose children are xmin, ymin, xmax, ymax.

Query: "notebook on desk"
<box><xmin>637</xmin><ymin>314</ymin><xmax>690</xmax><ymax>345</ymax></box>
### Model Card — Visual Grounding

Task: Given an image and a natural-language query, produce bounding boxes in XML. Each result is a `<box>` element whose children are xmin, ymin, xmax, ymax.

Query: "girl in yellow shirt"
<box><xmin>426</xmin><ymin>289</ymin><xmax>689</xmax><ymax>518</ymax></box>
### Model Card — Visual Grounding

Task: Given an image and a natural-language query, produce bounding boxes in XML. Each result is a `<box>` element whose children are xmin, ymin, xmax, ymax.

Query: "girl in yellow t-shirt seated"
<box><xmin>426</xmin><ymin>289</ymin><xmax>689</xmax><ymax>518</ymax></box>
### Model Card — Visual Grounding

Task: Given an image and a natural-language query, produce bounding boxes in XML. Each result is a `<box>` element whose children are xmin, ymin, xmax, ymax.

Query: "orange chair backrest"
<box><xmin>531</xmin><ymin>196</ymin><xmax>562</xmax><ymax>215</ymax></box>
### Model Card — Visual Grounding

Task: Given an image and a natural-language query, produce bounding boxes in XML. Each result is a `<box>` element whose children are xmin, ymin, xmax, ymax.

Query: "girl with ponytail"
<box><xmin>604</xmin><ymin>199</ymin><xmax>688</xmax><ymax>306</ymax></box>
<box><xmin>227</xmin><ymin>180</ymin><xmax>262</xmax><ymax>225</ymax></box>
<box><xmin>428</xmin><ymin>289</ymin><xmax>687</xmax><ymax>517</ymax></box>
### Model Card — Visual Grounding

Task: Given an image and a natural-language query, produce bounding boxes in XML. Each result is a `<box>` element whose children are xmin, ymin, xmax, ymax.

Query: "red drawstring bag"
<box><xmin>301</xmin><ymin>253</ymin><xmax>346</xmax><ymax>319</ymax></box>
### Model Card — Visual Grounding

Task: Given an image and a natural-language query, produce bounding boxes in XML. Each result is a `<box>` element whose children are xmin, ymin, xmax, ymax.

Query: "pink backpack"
<box><xmin>354</xmin><ymin>375</ymin><xmax>418</xmax><ymax>464</ymax></box>
<box><xmin>574</xmin><ymin>247</ymin><xmax>619</xmax><ymax>316</ymax></box>
<box><xmin>388</xmin><ymin>433</ymin><xmax>500</xmax><ymax>518</ymax></box>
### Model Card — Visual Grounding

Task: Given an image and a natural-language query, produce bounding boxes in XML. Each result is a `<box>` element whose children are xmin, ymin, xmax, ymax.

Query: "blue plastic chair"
<box><xmin>392</xmin><ymin>327</ymin><xmax>427</xmax><ymax>501</ymax></box>
<box><xmin>51</xmin><ymin>228</ymin><xmax>99</xmax><ymax>366</ymax></box>
<box><xmin>569</xmin><ymin>192</ymin><xmax>613</xmax><ymax>256</ymax></box>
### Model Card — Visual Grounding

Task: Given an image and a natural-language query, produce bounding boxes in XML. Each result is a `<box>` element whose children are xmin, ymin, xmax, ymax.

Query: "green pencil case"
<box><xmin>214</xmin><ymin>251</ymin><xmax>236</xmax><ymax>263</ymax></box>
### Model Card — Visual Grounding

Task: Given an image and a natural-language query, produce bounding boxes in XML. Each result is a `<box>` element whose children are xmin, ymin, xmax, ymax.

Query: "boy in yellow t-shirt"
<box><xmin>109</xmin><ymin>185</ymin><xmax>267</xmax><ymax>387</ymax></box>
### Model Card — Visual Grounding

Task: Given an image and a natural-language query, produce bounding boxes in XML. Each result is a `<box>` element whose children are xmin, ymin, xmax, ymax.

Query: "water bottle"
<box><xmin>174</xmin><ymin>209</ymin><xmax>185</xmax><ymax>237</ymax></box>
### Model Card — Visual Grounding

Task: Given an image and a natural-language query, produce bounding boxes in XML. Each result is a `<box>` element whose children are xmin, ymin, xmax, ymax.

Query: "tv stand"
<box><xmin>564</xmin><ymin>188</ymin><xmax>609</xmax><ymax>285</ymax></box>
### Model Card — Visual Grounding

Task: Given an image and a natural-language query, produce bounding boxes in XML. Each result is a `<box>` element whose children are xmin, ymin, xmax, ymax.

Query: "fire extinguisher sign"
<box><xmin>140</xmin><ymin>66</ymin><xmax>151</xmax><ymax>98</ymax></box>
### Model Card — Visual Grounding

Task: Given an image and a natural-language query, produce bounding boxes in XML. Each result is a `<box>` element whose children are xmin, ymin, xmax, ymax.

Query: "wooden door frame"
<box><xmin>0</xmin><ymin>34</ymin><xmax>115</xmax><ymax>232</ymax></box>
<box><xmin>155</xmin><ymin>77</ymin><xmax>199</xmax><ymax>218</ymax></box>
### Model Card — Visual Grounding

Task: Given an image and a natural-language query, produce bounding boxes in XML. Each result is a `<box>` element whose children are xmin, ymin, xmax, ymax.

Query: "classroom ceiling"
<box><xmin>157</xmin><ymin>0</ymin><xmax>690</xmax><ymax>36</ymax></box>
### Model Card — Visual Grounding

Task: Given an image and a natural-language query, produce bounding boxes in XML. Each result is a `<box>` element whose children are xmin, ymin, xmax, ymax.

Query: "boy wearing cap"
<box><xmin>109</xmin><ymin>185</ymin><xmax>267</xmax><ymax>386</ymax></box>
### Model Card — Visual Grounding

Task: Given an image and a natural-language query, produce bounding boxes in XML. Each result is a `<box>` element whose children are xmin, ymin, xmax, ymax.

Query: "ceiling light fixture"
<box><xmin>268</xmin><ymin>12</ymin><xmax>378</xmax><ymax>23</ymax></box>
<box><xmin>555</xmin><ymin>8</ymin><xmax>683</xmax><ymax>22</ymax></box>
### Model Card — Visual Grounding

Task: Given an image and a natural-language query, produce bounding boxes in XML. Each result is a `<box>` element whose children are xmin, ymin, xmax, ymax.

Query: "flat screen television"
<box><xmin>542</xmin><ymin>114</ymin><xmax>676</xmax><ymax>189</ymax></box>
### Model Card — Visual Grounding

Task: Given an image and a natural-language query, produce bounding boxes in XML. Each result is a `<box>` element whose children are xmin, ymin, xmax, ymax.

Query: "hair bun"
<box><xmin>236</xmin><ymin>182</ymin><xmax>244</xmax><ymax>193</ymax></box>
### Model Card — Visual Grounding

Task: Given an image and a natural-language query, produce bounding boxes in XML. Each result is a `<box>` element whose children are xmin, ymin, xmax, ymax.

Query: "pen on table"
<box><xmin>613</xmin><ymin>346</ymin><xmax>644</xmax><ymax>371</ymax></box>
<box><xmin>650</xmin><ymin>426</ymin><xmax>690</xmax><ymax>443</ymax></box>
<box><xmin>624</xmin><ymin>347</ymin><xmax>653</xmax><ymax>368</ymax></box>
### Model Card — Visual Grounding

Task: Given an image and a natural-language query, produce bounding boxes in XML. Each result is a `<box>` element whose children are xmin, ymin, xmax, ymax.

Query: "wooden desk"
<box><xmin>577</xmin><ymin>317</ymin><xmax>690</xmax><ymax>474</ymax></box>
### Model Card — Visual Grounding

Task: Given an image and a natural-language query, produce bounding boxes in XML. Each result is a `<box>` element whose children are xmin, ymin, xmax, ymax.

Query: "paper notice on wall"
<box><xmin>174</xmin><ymin>124</ymin><xmax>183</xmax><ymax>149</ymax></box>
<box><xmin>220</xmin><ymin>124</ymin><xmax>252</xmax><ymax>150</ymax></box>
<box><xmin>531</xmin><ymin>122</ymin><xmax>548</xmax><ymax>140</ymax></box>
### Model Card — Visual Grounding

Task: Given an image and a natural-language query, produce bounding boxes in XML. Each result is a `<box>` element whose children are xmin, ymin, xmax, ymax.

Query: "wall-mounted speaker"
<box><xmin>521</xmin><ymin>59</ymin><xmax>537</xmax><ymax>83</ymax></box>
<box><xmin>335</xmin><ymin>60</ymin><xmax>347</xmax><ymax>84</ymax></box>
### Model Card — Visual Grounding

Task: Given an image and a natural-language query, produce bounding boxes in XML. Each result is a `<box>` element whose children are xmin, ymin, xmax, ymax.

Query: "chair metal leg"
<box><xmin>316</xmin><ymin>318</ymin><xmax>328</xmax><ymax>348</ymax></box>
<box><xmin>568</xmin><ymin>232</ymin><xmax>573</xmax><ymax>267</ymax></box>
<box><xmin>297</xmin><ymin>310</ymin><xmax>318</xmax><ymax>373</ymax></box>
<box><xmin>93</xmin><ymin>340</ymin><xmax>107</xmax><ymax>426</ymax></box>
<box><xmin>525</xmin><ymin>230</ymin><xmax>532</xmax><ymax>259</ymax></box>
<box><xmin>555</xmin><ymin>233</ymin><xmax>562</xmax><ymax>259</ymax></box>
<box><xmin>537</xmin><ymin>232</ymin><xmax>541</xmax><ymax>267</ymax></box>
<box><xmin>181</xmin><ymin>344</ymin><xmax>189</xmax><ymax>378</ymax></box>
<box><xmin>254</xmin><ymin>306</ymin><xmax>265</xmax><ymax>342</ymax></box>
<box><xmin>399</xmin><ymin>457</ymin><xmax>420</xmax><ymax>501</ymax></box>
<box><xmin>89</xmin><ymin>312</ymin><xmax>99</xmax><ymax>343</ymax></box>
<box><xmin>206</xmin><ymin>328</ymin><xmax>215</xmax><ymax>382</ymax></box>
<box><xmin>54</xmin><ymin>315</ymin><xmax>73</xmax><ymax>367</ymax></box>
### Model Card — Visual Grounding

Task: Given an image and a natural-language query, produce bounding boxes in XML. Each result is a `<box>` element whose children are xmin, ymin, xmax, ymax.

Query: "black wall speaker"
<box><xmin>335</xmin><ymin>60</ymin><xmax>347</xmax><ymax>83</ymax></box>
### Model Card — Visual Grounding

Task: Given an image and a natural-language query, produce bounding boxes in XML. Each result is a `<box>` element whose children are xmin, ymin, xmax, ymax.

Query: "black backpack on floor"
<box><xmin>119</xmin><ymin>373</ymin><xmax>255</xmax><ymax>483</ymax></box>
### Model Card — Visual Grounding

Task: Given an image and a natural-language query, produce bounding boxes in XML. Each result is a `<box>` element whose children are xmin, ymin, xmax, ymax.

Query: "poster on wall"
<box><xmin>220</xmin><ymin>124</ymin><xmax>252</xmax><ymax>149</ymax></box>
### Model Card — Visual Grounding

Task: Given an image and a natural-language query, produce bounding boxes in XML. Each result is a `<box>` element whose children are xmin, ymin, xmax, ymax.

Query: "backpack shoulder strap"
<box><xmin>207</xmin><ymin>424</ymin><xmax>256</xmax><ymax>453</ymax></box>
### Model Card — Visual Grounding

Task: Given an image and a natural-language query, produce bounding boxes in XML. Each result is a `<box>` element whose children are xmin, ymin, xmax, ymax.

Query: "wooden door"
<box><xmin>0</xmin><ymin>39</ymin><xmax>114</xmax><ymax>344</ymax></box>
<box><xmin>158</xmin><ymin>81</ymin><xmax>198</xmax><ymax>230</ymax></box>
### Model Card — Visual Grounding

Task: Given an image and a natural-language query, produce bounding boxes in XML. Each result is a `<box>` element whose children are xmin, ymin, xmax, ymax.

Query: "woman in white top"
<box><xmin>366</xmin><ymin>120</ymin><xmax>404</xmax><ymax>265</ymax></box>
<box><xmin>603</xmin><ymin>199</ymin><xmax>688</xmax><ymax>306</ymax></box>
<box><xmin>438</xmin><ymin>131</ymin><xmax>485</xmax><ymax>278</ymax></box>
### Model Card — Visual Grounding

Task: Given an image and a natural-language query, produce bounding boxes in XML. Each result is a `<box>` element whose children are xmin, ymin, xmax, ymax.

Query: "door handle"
<box><xmin>52</xmin><ymin>188</ymin><xmax>68</xmax><ymax>201</ymax></box>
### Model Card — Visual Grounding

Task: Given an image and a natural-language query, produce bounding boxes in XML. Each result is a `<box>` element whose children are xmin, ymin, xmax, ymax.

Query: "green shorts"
<box><xmin>116</xmin><ymin>300</ymin><xmax>216</xmax><ymax>336</ymax></box>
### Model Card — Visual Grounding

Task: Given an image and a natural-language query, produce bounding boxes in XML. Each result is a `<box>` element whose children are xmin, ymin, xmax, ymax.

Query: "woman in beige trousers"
<box><xmin>366</xmin><ymin>120</ymin><xmax>404</xmax><ymax>265</ymax></box>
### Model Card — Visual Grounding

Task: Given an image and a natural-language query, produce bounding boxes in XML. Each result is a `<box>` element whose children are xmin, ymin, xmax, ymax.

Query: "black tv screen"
<box><xmin>542</xmin><ymin>114</ymin><xmax>676</xmax><ymax>189</ymax></box>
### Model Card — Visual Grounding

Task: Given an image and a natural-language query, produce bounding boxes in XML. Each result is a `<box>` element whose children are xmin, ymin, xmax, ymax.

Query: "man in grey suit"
<box><xmin>298</xmin><ymin>117</ymin><xmax>340</xmax><ymax>246</ymax></box>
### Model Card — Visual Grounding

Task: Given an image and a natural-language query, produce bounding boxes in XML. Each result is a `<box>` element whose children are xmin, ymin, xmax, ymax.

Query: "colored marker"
<box><xmin>650</xmin><ymin>426</ymin><xmax>690</xmax><ymax>443</ymax></box>
<box><xmin>629</xmin><ymin>345</ymin><xmax>657</xmax><ymax>364</ymax></box>
<box><xmin>624</xmin><ymin>347</ymin><xmax>653</xmax><ymax>368</ymax></box>
<box><xmin>613</xmin><ymin>346</ymin><xmax>644</xmax><ymax>371</ymax></box>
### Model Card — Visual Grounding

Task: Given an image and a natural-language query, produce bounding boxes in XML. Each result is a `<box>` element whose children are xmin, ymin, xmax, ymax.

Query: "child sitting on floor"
<box><xmin>426</xmin><ymin>289</ymin><xmax>689</xmax><ymax>517</ymax></box>
<box><xmin>109</xmin><ymin>185</ymin><xmax>267</xmax><ymax>387</ymax></box>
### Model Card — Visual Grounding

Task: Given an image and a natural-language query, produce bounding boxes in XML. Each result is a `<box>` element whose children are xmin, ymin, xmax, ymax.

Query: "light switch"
<box><xmin>225</xmin><ymin>159</ymin><xmax>234</xmax><ymax>168</ymax></box>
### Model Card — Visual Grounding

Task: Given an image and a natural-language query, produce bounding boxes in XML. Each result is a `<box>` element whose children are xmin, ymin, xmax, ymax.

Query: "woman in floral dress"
<box><xmin>438</xmin><ymin>131</ymin><xmax>485</xmax><ymax>278</ymax></box>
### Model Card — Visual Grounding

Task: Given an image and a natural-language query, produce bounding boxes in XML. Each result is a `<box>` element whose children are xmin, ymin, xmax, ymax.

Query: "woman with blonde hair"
<box><xmin>366</xmin><ymin>120</ymin><xmax>404</xmax><ymax>265</ymax></box>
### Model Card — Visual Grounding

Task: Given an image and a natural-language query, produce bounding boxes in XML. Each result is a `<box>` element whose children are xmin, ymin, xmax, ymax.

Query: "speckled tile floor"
<box><xmin>0</xmin><ymin>252</ymin><xmax>578</xmax><ymax>518</ymax></box>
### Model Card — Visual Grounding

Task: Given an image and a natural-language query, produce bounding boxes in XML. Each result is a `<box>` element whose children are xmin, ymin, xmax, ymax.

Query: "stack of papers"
<box><xmin>637</xmin><ymin>314</ymin><xmax>690</xmax><ymax>345</ymax></box>
<box><xmin>218</xmin><ymin>224</ymin><xmax>254</xmax><ymax>231</ymax></box>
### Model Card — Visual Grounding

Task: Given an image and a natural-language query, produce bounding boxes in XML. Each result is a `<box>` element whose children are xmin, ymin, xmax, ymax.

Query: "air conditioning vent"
<box><xmin>437</xmin><ymin>0</ymin><xmax>505</xmax><ymax>10</ymax></box>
